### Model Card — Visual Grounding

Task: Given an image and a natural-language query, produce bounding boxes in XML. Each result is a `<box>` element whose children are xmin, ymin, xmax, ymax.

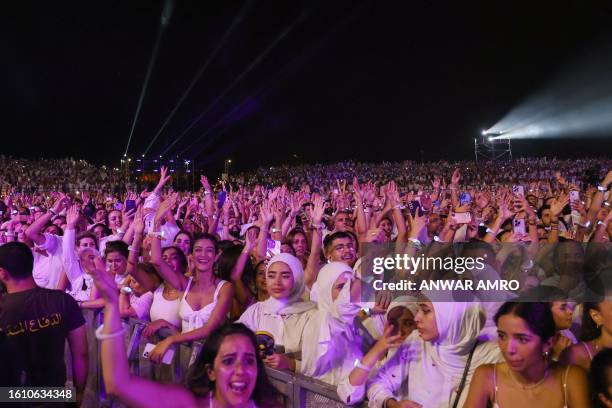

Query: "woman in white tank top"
<box><xmin>142</xmin><ymin>246</ymin><xmax>186</xmax><ymax>337</ymax></box>
<box><xmin>148</xmin><ymin>201</ymin><xmax>233</xmax><ymax>364</ymax></box>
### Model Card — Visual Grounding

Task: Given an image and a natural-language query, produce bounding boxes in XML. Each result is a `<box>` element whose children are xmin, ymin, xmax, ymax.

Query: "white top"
<box><xmin>150</xmin><ymin>284</ymin><xmax>182</xmax><ymax>328</ymax></box>
<box><xmin>32</xmin><ymin>233</ymin><xmax>64</xmax><ymax>289</ymax></box>
<box><xmin>129</xmin><ymin>291</ymin><xmax>154</xmax><ymax>320</ymax></box>
<box><xmin>238</xmin><ymin>301</ymin><xmax>316</xmax><ymax>353</ymax></box>
<box><xmin>62</xmin><ymin>228</ymin><xmax>93</xmax><ymax>301</ymax></box>
<box><xmin>179</xmin><ymin>278</ymin><xmax>228</xmax><ymax>333</ymax></box>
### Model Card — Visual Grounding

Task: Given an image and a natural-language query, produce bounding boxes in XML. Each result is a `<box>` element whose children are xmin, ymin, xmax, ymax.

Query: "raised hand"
<box><xmin>132</xmin><ymin>206</ymin><xmax>145</xmax><ymax>235</ymax></box>
<box><xmin>432</xmin><ymin>176</ymin><xmax>441</xmax><ymax>190</ymax></box>
<box><xmin>155</xmin><ymin>166</ymin><xmax>171</xmax><ymax>192</ymax></box>
<box><xmin>408</xmin><ymin>210</ymin><xmax>428</xmax><ymax>238</ymax></box>
<box><xmin>451</xmin><ymin>168</ymin><xmax>461</xmax><ymax>186</ymax></box>
<box><xmin>260</xmin><ymin>200</ymin><xmax>274</xmax><ymax>226</ymax></box>
<box><xmin>245</xmin><ymin>227</ymin><xmax>258</xmax><ymax>251</ymax></box>
<box><xmin>311</xmin><ymin>196</ymin><xmax>325</xmax><ymax>225</ymax></box>
<box><xmin>353</xmin><ymin>177</ymin><xmax>364</xmax><ymax>202</ymax></box>
<box><xmin>66</xmin><ymin>204</ymin><xmax>80</xmax><ymax>229</ymax></box>
<box><xmin>200</xmin><ymin>175</ymin><xmax>212</xmax><ymax>193</ymax></box>
<box><xmin>550</xmin><ymin>193</ymin><xmax>569</xmax><ymax>217</ymax></box>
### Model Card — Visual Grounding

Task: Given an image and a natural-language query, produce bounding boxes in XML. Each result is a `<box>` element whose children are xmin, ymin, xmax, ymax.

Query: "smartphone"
<box><xmin>569</xmin><ymin>190</ymin><xmax>580</xmax><ymax>204</ymax></box>
<box><xmin>255</xmin><ymin>331</ymin><xmax>275</xmax><ymax>357</ymax></box>
<box><xmin>512</xmin><ymin>185</ymin><xmax>524</xmax><ymax>197</ymax></box>
<box><xmin>266</xmin><ymin>239</ymin><xmax>281</xmax><ymax>257</ymax></box>
<box><xmin>459</xmin><ymin>192</ymin><xmax>472</xmax><ymax>206</ymax></box>
<box><xmin>408</xmin><ymin>200</ymin><xmax>423</xmax><ymax>217</ymax></box>
<box><xmin>125</xmin><ymin>199</ymin><xmax>136</xmax><ymax>212</ymax></box>
<box><xmin>452</xmin><ymin>212</ymin><xmax>472</xmax><ymax>224</ymax></box>
<box><xmin>143</xmin><ymin>343</ymin><xmax>175</xmax><ymax>365</ymax></box>
<box><xmin>513</xmin><ymin>218</ymin><xmax>526</xmax><ymax>235</ymax></box>
<box><xmin>217</xmin><ymin>191</ymin><xmax>227</xmax><ymax>209</ymax></box>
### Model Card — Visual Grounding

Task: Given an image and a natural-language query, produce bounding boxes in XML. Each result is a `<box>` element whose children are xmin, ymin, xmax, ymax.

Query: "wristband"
<box><xmin>203</xmin><ymin>190</ymin><xmax>211</xmax><ymax>195</ymax></box>
<box><xmin>271</xmin><ymin>228</ymin><xmax>278</xmax><ymax>233</ymax></box>
<box><xmin>486</xmin><ymin>227</ymin><xmax>495</xmax><ymax>235</ymax></box>
<box><xmin>311</xmin><ymin>224</ymin><xmax>324</xmax><ymax>230</ymax></box>
<box><xmin>48</xmin><ymin>208</ymin><xmax>57</xmax><ymax>216</ymax></box>
<box><xmin>598</xmin><ymin>220</ymin><xmax>608</xmax><ymax>227</ymax></box>
<box><xmin>128</xmin><ymin>246</ymin><xmax>139</xmax><ymax>252</ymax></box>
<box><xmin>148</xmin><ymin>231</ymin><xmax>163</xmax><ymax>239</ymax></box>
<box><xmin>578</xmin><ymin>220</ymin><xmax>591</xmax><ymax>229</ymax></box>
<box><xmin>363</xmin><ymin>208</ymin><xmax>371</xmax><ymax>214</ymax></box>
<box><xmin>598</xmin><ymin>185</ymin><xmax>607</xmax><ymax>192</ymax></box>
<box><xmin>353</xmin><ymin>359</ymin><xmax>371</xmax><ymax>372</ymax></box>
<box><xmin>433</xmin><ymin>235</ymin><xmax>446</xmax><ymax>243</ymax></box>
<box><xmin>95</xmin><ymin>324</ymin><xmax>127</xmax><ymax>340</ymax></box>
<box><xmin>116</xmin><ymin>228</ymin><xmax>125</xmax><ymax>235</ymax></box>
<box><xmin>361</xmin><ymin>307</ymin><xmax>371</xmax><ymax>317</ymax></box>
<box><xmin>408</xmin><ymin>237</ymin><xmax>422</xmax><ymax>246</ymax></box>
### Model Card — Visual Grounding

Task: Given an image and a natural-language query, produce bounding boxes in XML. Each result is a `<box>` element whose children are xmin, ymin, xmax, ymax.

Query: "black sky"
<box><xmin>4</xmin><ymin>0</ymin><xmax>612</xmax><ymax>175</ymax></box>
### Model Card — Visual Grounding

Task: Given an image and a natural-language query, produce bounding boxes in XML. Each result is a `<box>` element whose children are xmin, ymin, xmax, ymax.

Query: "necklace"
<box><xmin>508</xmin><ymin>366</ymin><xmax>549</xmax><ymax>390</ymax></box>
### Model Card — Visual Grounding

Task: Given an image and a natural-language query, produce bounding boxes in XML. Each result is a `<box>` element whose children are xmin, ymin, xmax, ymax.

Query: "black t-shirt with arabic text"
<box><xmin>0</xmin><ymin>287</ymin><xmax>85</xmax><ymax>387</ymax></box>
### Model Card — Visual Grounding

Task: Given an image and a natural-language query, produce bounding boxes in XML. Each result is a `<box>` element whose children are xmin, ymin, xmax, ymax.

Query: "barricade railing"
<box><xmin>73</xmin><ymin>311</ymin><xmax>366</xmax><ymax>407</ymax></box>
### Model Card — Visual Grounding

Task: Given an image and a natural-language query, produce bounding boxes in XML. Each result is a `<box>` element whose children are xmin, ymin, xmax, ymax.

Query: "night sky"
<box><xmin>4</xmin><ymin>0</ymin><xmax>612</xmax><ymax>175</ymax></box>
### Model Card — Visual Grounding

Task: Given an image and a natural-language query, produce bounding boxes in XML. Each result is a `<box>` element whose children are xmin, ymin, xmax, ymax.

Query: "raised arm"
<box><xmin>26</xmin><ymin>193</ymin><xmax>68</xmax><ymax>246</ymax></box>
<box><xmin>230</xmin><ymin>229</ymin><xmax>257</xmax><ymax>307</ymax></box>
<box><xmin>90</xmin><ymin>257</ymin><xmax>198</xmax><ymax>408</ymax></box>
<box><xmin>150</xmin><ymin>196</ymin><xmax>189</xmax><ymax>291</ymax></box>
<box><xmin>304</xmin><ymin>196</ymin><xmax>325</xmax><ymax>289</ymax></box>
<box><xmin>255</xmin><ymin>200</ymin><xmax>274</xmax><ymax>262</ymax></box>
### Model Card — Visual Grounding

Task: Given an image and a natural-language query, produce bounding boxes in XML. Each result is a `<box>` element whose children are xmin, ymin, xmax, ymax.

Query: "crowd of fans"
<box><xmin>0</xmin><ymin>156</ymin><xmax>612</xmax><ymax>407</ymax></box>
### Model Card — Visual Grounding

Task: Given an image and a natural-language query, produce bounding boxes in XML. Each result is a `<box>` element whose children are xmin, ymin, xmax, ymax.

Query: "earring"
<box><xmin>543</xmin><ymin>351</ymin><xmax>550</xmax><ymax>359</ymax></box>
<box><xmin>597</xmin><ymin>323</ymin><xmax>602</xmax><ymax>329</ymax></box>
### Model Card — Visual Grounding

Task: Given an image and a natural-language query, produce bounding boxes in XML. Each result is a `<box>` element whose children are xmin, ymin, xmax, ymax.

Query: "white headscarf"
<box><xmin>300</xmin><ymin>262</ymin><xmax>362</xmax><ymax>383</ymax></box>
<box><xmin>311</xmin><ymin>262</ymin><xmax>359</xmax><ymax>331</ymax></box>
<box><xmin>426</xmin><ymin>300</ymin><xmax>501</xmax><ymax>383</ymax></box>
<box><xmin>261</xmin><ymin>253</ymin><xmax>315</xmax><ymax>315</ymax></box>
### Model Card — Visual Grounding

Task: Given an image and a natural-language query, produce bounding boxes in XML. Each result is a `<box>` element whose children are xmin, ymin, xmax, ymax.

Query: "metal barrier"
<box><xmin>71</xmin><ymin>312</ymin><xmax>367</xmax><ymax>407</ymax></box>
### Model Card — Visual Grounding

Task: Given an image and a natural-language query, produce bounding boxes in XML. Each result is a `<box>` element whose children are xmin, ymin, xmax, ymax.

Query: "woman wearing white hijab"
<box><xmin>300</xmin><ymin>262</ymin><xmax>365</xmax><ymax>405</ymax></box>
<box><xmin>238</xmin><ymin>253</ymin><xmax>316</xmax><ymax>372</ymax></box>
<box><xmin>367</xmin><ymin>298</ymin><xmax>502</xmax><ymax>408</ymax></box>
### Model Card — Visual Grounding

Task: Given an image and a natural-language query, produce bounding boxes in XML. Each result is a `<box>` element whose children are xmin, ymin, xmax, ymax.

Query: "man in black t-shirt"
<box><xmin>0</xmin><ymin>242</ymin><xmax>88</xmax><ymax>403</ymax></box>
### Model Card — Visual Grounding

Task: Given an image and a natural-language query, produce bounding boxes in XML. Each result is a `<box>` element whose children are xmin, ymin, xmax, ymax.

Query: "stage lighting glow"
<box><xmin>482</xmin><ymin>130</ymin><xmax>487</xmax><ymax>135</ymax></box>
<box><xmin>484</xmin><ymin>42</ymin><xmax>612</xmax><ymax>141</ymax></box>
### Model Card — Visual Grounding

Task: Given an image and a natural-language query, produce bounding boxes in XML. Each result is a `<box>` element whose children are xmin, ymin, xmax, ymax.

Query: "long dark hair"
<box><xmin>590</xmin><ymin>348</ymin><xmax>612</xmax><ymax>407</ymax></box>
<box><xmin>494</xmin><ymin>302</ymin><xmax>556</xmax><ymax>341</ymax></box>
<box><xmin>184</xmin><ymin>323</ymin><xmax>281</xmax><ymax>407</ymax></box>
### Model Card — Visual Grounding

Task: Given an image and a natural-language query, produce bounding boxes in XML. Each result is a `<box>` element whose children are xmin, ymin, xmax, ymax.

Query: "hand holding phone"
<box><xmin>143</xmin><ymin>343</ymin><xmax>175</xmax><ymax>365</ymax></box>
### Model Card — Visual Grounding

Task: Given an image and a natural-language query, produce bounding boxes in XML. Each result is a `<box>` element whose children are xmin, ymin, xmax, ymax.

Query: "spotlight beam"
<box><xmin>142</xmin><ymin>0</ymin><xmax>254</xmax><ymax>156</ymax></box>
<box><xmin>124</xmin><ymin>0</ymin><xmax>174</xmax><ymax>157</ymax></box>
<box><xmin>159</xmin><ymin>9</ymin><xmax>312</xmax><ymax>158</ymax></box>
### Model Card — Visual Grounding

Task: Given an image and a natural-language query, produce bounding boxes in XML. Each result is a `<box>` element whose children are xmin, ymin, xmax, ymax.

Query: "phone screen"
<box><xmin>125</xmin><ymin>200</ymin><xmax>136</xmax><ymax>212</ymax></box>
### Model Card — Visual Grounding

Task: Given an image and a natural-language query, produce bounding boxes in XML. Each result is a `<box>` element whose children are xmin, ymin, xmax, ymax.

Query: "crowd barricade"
<box><xmin>73</xmin><ymin>311</ymin><xmax>366</xmax><ymax>407</ymax></box>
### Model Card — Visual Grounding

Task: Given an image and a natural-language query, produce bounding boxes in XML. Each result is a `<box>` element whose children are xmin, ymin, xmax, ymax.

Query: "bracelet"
<box><xmin>361</xmin><ymin>307</ymin><xmax>371</xmax><ymax>317</ymax></box>
<box><xmin>95</xmin><ymin>324</ymin><xmax>126</xmax><ymax>341</ymax></box>
<box><xmin>148</xmin><ymin>231</ymin><xmax>163</xmax><ymax>240</ymax></box>
<box><xmin>203</xmin><ymin>190</ymin><xmax>211</xmax><ymax>195</ymax></box>
<box><xmin>48</xmin><ymin>208</ymin><xmax>57</xmax><ymax>216</ymax></box>
<box><xmin>433</xmin><ymin>235</ymin><xmax>446</xmax><ymax>243</ymax></box>
<box><xmin>598</xmin><ymin>220</ymin><xmax>608</xmax><ymax>227</ymax></box>
<box><xmin>485</xmin><ymin>227</ymin><xmax>495</xmax><ymax>235</ymax></box>
<box><xmin>578</xmin><ymin>220</ymin><xmax>591</xmax><ymax>229</ymax></box>
<box><xmin>363</xmin><ymin>208</ymin><xmax>371</xmax><ymax>214</ymax></box>
<box><xmin>311</xmin><ymin>224</ymin><xmax>324</xmax><ymax>230</ymax></box>
<box><xmin>408</xmin><ymin>237</ymin><xmax>422</xmax><ymax>246</ymax></box>
<box><xmin>598</xmin><ymin>185</ymin><xmax>607</xmax><ymax>192</ymax></box>
<box><xmin>353</xmin><ymin>359</ymin><xmax>371</xmax><ymax>372</ymax></box>
<box><xmin>116</xmin><ymin>228</ymin><xmax>125</xmax><ymax>235</ymax></box>
<box><xmin>128</xmin><ymin>246</ymin><xmax>139</xmax><ymax>252</ymax></box>
<box><xmin>271</xmin><ymin>228</ymin><xmax>278</xmax><ymax>233</ymax></box>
